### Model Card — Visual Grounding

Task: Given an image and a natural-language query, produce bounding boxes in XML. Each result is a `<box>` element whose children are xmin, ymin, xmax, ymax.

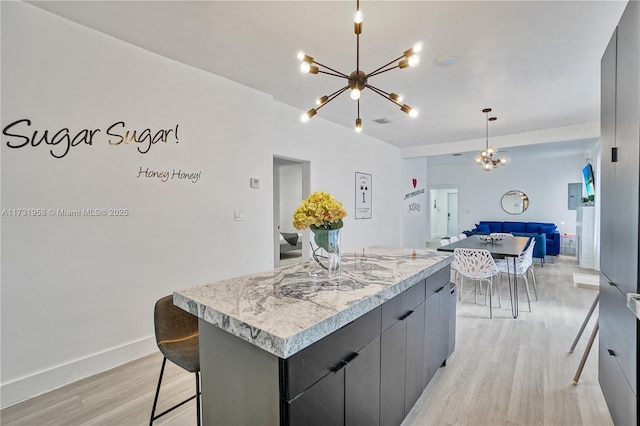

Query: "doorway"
<box><xmin>273</xmin><ymin>157</ymin><xmax>310</xmax><ymax>268</ymax></box>
<box><xmin>429</xmin><ymin>188</ymin><xmax>459</xmax><ymax>241</ymax></box>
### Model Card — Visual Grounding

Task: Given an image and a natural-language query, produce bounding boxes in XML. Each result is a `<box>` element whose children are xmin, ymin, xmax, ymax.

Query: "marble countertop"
<box><xmin>174</xmin><ymin>246</ymin><xmax>452</xmax><ymax>359</ymax></box>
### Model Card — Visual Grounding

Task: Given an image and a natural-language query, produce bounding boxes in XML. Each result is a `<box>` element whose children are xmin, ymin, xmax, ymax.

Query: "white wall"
<box><xmin>401</xmin><ymin>157</ymin><xmax>428</xmax><ymax>248</ymax></box>
<box><xmin>274</xmin><ymin>102</ymin><xmax>403</xmax><ymax>251</ymax></box>
<box><xmin>1</xmin><ymin>2</ymin><xmax>405</xmax><ymax>407</ymax></box>
<box><xmin>426</xmin><ymin>152</ymin><xmax>587</xmax><ymax>235</ymax></box>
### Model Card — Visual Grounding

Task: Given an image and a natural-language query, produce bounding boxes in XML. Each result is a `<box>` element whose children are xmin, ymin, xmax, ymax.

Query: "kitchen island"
<box><xmin>174</xmin><ymin>246</ymin><xmax>455</xmax><ymax>426</ymax></box>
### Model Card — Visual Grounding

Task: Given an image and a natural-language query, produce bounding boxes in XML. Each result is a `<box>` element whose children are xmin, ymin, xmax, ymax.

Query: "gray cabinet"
<box><xmin>281</xmin><ymin>266</ymin><xmax>454</xmax><ymax>426</ymax></box>
<box><xmin>380</xmin><ymin>280</ymin><xmax>426</xmax><ymax>426</ymax></box>
<box><xmin>379</xmin><ymin>267</ymin><xmax>455</xmax><ymax>426</ymax></box>
<box><xmin>599</xmin><ymin>2</ymin><xmax>640</xmax><ymax>425</ymax></box>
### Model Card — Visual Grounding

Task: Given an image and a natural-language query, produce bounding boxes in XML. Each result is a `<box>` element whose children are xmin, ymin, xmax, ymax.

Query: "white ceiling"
<box><xmin>28</xmin><ymin>0</ymin><xmax>627</xmax><ymax>156</ymax></box>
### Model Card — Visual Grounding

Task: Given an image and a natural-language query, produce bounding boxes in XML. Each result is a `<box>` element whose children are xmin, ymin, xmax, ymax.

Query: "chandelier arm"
<box><xmin>327</xmin><ymin>85</ymin><xmax>350</xmax><ymax>99</ymax></box>
<box><xmin>312</xmin><ymin>61</ymin><xmax>349</xmax><ymax>77</ymax></box>
<box><xmin>366</xmin><ymin>55</ymin><xmax>404</xmax><ymax>77</ymax></box>
<box><xmin>317</xmin><ymin>70</ymin><xmax>349</xmax><ymax>79</ymax></box>
<box><xmin>356</xmin><ymin>33</ymin><xmax>360</xmax><ymax>74</ymax></box>
<box><xmin>365</xmin><ymin>84</ymin><xmax>401</xmax><ymax>106</ymax></box>
<box><xmin>367</xmin><ymin>65</ymin><xmax>401</xmax><ymax>78</ymax></box>
<box><xmin>315</xmin><ymin>86</ymin><xmax>350</xmax><ymax>112</ymax></box>
<box><xmin>357</xmin><ymin>98</ymin><xmax>360</xmax><ymax>119</ymax></box>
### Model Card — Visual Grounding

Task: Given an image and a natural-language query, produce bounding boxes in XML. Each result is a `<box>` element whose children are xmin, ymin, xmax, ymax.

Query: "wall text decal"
<box><xmin>2</xmin><ymin>119</ymin><xmax>180</xmax><ymax>159</ymax></box>
<box><xmin>137</xmin><ymin>166</ymin><xmax>201</xmax><ymax>184</ymax></box>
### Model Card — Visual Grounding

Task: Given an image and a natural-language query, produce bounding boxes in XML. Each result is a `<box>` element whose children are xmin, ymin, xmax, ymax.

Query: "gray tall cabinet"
<box><xmin>599</xmin><ymin>2</ymin><xmax>640</xmax><ymax>425</ymax></box>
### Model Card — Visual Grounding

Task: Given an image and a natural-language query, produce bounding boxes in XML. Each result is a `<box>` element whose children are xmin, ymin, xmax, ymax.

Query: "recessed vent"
<box><xmin>452</xmin><ymin>153</ymin><xmax>462</xmax><ymax>157</ymax></box>
<box><xmin>373</xmin><ymin>118</ymin><xmax>392</xmax><ymax>124</ymax></box>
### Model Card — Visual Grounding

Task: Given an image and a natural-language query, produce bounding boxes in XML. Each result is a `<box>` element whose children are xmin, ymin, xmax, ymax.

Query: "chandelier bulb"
<box><xmin>408</xmin><ymin>55</ymin><xmax>420</xmax><ymax>67</ymax></box>
<box><xmin>350</xmin><ymin>88</ymin><xmax>361</xmax><ymax>100</ymax></box>
<box><xmin>301</xmin><ymin>108</ymin><xmax>317</xmax><ymax>122</ymax></box>
<box><xmin>300</xmin><ymin>62</ymin><xmax>311</xmax><ymax>73</ymax></box>
<box><xmin>354</xmin><ymin>10</ymin><xmax>363</xmax><ymax>24</ymax></box>
<box><xmin>297</xmin><ymin>51</ymin><xmax>305</xmax><ymax>61</ymax></box>
<box><xmin>413</xmin><ymin>42</ymin><xmax>423</xmax><ymax>54</ymax></box>
<box><xmin>389</xmin><ymin>93</ymin><xmax>404</xmax><ymax>103</ymax></box>
<box><xmin>355</xmin><ymin>118</ymin><xmax>362</xmax><ymax>132</ymax></box>
<box><xmin>401</xmin><ymin>104</ymin><xmax>418</xmax><ymax>118</ymax></box>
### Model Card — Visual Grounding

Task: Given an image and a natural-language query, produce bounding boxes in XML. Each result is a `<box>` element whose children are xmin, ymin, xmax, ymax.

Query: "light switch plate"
<box><xmin>250</xmin><ymin>178</ymin><xmax>260</xmax><ymax>188</ymax></box>
<box><xmin>234</xmin><ymin>210</ymin><xmax>244</xmax><ymax>221</ymax></box>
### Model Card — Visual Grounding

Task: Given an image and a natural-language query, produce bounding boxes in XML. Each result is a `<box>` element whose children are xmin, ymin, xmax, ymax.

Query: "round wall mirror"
<box><xmin>501</xmin><ymin>190</ymin><xmax>529</xmax><ymax>215</ymax></box>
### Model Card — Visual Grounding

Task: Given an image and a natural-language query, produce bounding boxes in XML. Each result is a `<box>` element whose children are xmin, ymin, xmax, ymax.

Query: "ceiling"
<box><xmin>28</xmin><ymin>0</ymin><xmax>627</xmax><ymax>155</ymax></box>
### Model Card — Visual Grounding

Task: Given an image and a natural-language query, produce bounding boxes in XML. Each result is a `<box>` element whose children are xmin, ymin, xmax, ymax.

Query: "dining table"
<box><xmin>437</xmin><ymin>235</ymin><xmax>531</xmax><ymax>318</ymax></box>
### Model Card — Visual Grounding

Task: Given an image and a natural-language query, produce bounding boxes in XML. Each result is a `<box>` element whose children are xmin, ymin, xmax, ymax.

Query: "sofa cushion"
<box><xmin>476</xmin><ymin>224</ymin><xmax>491</xmax><ymax>233</ymax></box>
<box><xmin>503</xmin><ymin>222</ymin><xmax>526</xmax><ymax>233</ymax></box>
<box><xmin>525</xmin><ymin>223</ymin><xmax>542</xmax><ymax>234</ymax></box>
<box><xmin>539</xmin><ymin>224</ymin><xmax>557</xmax><ymax>239</ymax></box>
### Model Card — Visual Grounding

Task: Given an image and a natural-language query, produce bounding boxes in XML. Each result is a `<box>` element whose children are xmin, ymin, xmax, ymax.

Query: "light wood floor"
<box><xmin>1</xmin><ymin>255</ymin><xmax>611</xmax><ymax>426</ymax></box>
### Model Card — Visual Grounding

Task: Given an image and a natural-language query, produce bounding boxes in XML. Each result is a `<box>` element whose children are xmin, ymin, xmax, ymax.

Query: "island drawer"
<box><xmin>283</xmin><ymin>305</ymin><xmax>382</xmax><ymax>400</ymax></box>
<box><xmin>382</xmin><ymin>279</ymin><xmax>426</xmax><ymax>332</ymax></box>
<box><xmin>425</xmin><ymin>265</ymin><xmax>451</xmax><ymax>297</ymax></box>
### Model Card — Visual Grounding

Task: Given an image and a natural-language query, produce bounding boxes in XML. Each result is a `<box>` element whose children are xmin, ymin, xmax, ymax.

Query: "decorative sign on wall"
<box><xmin>404</xmin><ymin>177</ymin><xmax>425</xmax><ymax>213</ymax></box>
<box><xmin>355</xmin><ymin>172</ymin><xmax>372</xmax><ymax>219</ymax></box>
<box><xmin>2</xmin><ymin>119</ymin><xmax>180</xmax><ymax>159</ymax></box>
<box><xmin>137</xmin><ymin>166</ymin><xmax>202</xmax><ymax>183</ymax></box>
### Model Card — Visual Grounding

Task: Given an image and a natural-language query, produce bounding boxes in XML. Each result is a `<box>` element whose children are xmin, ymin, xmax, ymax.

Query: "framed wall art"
<box><xmin>355</xmin><ymin>172</ymin><xmax>372</xmax><ymax>219</ymax></box>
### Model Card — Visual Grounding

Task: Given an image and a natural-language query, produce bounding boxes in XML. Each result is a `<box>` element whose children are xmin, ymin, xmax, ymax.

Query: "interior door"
<box><xmin>447</xmin><ymin>192</ymin><xmax>458</xmax><ymax>237</ymax></box>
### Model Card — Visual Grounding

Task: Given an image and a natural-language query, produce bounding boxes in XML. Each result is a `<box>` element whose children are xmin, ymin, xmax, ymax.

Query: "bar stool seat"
<box><xmin>150</xmin><ymin>295</ymin><xmax>201</xmax><ymax>426</ymax></box>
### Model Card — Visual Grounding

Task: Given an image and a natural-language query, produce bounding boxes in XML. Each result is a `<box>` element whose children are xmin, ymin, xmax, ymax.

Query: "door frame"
<box><xmin>273</xmin><ymin>156</ymin><xmax>310</xmax><ymax>267</ymax></box>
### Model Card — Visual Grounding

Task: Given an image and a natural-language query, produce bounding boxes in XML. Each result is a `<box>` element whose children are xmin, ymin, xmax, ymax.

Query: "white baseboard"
<box><xmin>1</xmin><ymin>336</ymin><xmax>156</xmax><ymax>409</ymax></box>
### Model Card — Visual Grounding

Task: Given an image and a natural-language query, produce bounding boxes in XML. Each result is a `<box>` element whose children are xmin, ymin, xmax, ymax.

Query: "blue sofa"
<box><xmin>465</xmin><ymin>221</ymin><xmax>560</xmax><ymax>256</ymax></box>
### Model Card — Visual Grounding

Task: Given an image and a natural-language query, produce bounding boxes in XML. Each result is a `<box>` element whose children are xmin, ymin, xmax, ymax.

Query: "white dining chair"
<box><xmin>449</xmin><ymin>236</ymin><xmax>459</xmax><ymax>243</ymax></box>
<box><xmin>453</xmin><ymin>248</ymin><xmax>501</xmax><ymax>318</ymax></box>
<box><xmin>495</xmin><ymin>239</ymin><xmax>536</xmax><ymax>312</ymax></box>
<box><xmin>459</xmin><ymin>233</ymin><xmax>468</xmax><ymax>240</ymax></box>
<box><xmin>439</xmin><ymin>239</ymin><xmax>450</xmax><ymax>247</ymax></box>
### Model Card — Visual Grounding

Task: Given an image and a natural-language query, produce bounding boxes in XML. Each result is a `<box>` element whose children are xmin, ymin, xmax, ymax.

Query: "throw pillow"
<box><xmin>477</xmin><ymin>224</ymin><xmax>490</xmax><ymax>233</ymax></box>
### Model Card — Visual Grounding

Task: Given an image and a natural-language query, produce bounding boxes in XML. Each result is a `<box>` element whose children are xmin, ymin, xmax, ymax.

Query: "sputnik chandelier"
<box><xmin>298</xmin><ymin>0</ymin><xmax>422</xmax><ymax>132</ymax></box>
<box><xmin>475</xmin><ymin>108</ymin><xmax>508</xmax><ymax>171</ymax></box>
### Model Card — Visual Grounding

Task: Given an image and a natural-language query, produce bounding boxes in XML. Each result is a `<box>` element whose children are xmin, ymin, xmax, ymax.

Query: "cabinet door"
<box><xmin>288</xmin><ymin>367</ymin><xmax>345</xmax><ymax>426</ymax></box>
<box><xmin>599</xmin><ymin>272</ymin><xmax>637</xmax><ymax>395</ymax></box>
<box><xmin>600</xmin><ymin>27</ymin><xmax>617</xmax><ymax>277</ymax></box>
<box><xmin>345</xmin><ymin>336</ymin><xmax>381</xmax><ymax>426</ymax></box>
<box><xmin>404</xmin><ymin>302</ymin><xmax>426</xmax><ymax>415</ymax></box>
<box><xmin>424</xmin><ymin>287</ymin><xmax>448</xmax><ymax>386</ymax></box>
<box><xmin>599</xmin><ymin>332</ymin><xmax>638</xmax><ymax>426</ymax></box>
<box><xmin>614</xmin><ymin>0</ymin><xmax>640</xmax><ymax>295</ymax></box>
<box><xmin>380</xmin><ymin>320</ymin><xmax>406</xmax><ymax>426</ymax></box>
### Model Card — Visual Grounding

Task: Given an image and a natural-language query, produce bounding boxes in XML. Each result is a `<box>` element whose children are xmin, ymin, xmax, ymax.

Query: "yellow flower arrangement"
<box><xmin>292</xmin><ymin>191</ymin><xmax>347</xmax><ymax>231</ymax></box>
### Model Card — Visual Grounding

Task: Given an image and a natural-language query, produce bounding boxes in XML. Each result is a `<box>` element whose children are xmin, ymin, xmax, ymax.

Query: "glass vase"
<box><xmin>309</xmin><ymin>228</ymin><xmax>341</xmax><ymax>278</ymax></box>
